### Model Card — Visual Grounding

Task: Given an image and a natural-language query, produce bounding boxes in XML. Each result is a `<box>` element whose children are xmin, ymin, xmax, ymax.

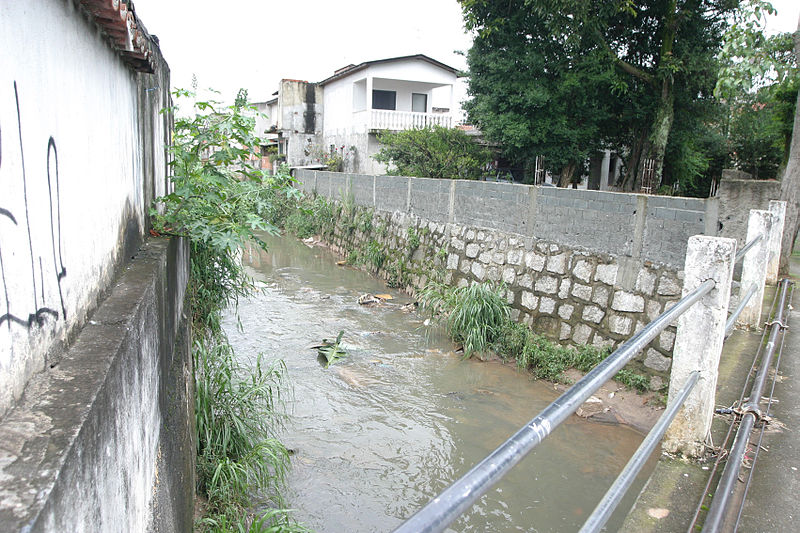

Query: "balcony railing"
<box><xmin>369</xmin><ymin>109</ymin><xmax>452</xmax><ymax>131</ymax></box>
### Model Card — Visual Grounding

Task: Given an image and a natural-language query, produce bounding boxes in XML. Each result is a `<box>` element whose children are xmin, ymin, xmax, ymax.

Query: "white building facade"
<box><xmin>256</xmin><ymin>55</ymin><xmax>460</xmax><ymax>175</ymax></box>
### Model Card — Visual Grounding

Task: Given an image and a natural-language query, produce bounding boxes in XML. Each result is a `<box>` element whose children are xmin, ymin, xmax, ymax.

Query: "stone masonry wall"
<box><xmin>313</xmin><ymin>189</ymin><xmax>684</xmax><ymax>391</ymax></box>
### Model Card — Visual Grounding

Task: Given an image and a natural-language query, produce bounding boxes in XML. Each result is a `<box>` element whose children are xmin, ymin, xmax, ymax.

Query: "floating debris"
<box><xmin>400</xmin><ymin>301</ymin><xmax>419</xmax><ymax>312</ymax></box>
<box><xmin>316</xmin><ymin>331</ymin><xmax>348</xmax><ymax>367</ymax></box>
<box><xmin>336</xmin><ymin>260</ymin><xmax>347</xmax><ymax>266</ymax></box>
<box><xmin>374</xmin><ymin>294</ymin><xmax>393</xmax><ymax>301</ymax></box>
<box><xmin>358</xmin><ymin>293</ymin><xmax>380</xmax><ymax>305</ymax></box>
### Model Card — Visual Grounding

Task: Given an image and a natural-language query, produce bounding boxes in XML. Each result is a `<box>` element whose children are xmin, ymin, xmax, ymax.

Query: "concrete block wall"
<box><xmin>717</xmin><ymin>178</ymin><xmax>782</xmax><ymax>247</ymax></box>
<box><xmin>296</xmin><ymin>170</ymin><xmax>713</xmax><ymax>269</ymax></box>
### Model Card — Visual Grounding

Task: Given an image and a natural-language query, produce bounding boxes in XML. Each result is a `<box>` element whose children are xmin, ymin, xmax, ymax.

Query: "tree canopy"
<box><xmin>461</xmin><ymin>0</ymin><xmax>739</xmax><ymax>191</ymax></box>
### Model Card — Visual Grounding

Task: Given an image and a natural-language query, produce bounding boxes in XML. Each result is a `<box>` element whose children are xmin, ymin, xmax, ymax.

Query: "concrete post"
<box><xmin>599</xmin><ymin>149</ymin><xmax>611</xmax><ymax>190</ymax></box>
<box><xmin>664</xmin><ymin>235</ymin><xmax>736</xmax><ymax>457</ymax></box>
<box><xmin>766</xmin><ymin>200</ymin><xmax>787</xmax><ymax>284</ymax></box>
<box><xmin>738</xmin><ymin>210</ymin><xmax>773</xmax><ymax>328</ymax></box>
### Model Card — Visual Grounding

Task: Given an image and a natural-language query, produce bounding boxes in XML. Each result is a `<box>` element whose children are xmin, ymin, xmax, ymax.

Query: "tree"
<box><xmin>462</xmin><ymin>0</ymin><xmax>617</xmax><ymax>186</ymax></box>
<box><xmin>461</xmin><ymin>0</ymin><xmax>738</xmax><ymax>190</ymax></box>
<box><xmin>779</xmin><ymin>19</ymin><xmax>800</xmax><ymax>271</ymax></box>
<box><xmin>373</xmin><ymin>125</ymin><xmax>492</xmax><ymax>180</ymax></box>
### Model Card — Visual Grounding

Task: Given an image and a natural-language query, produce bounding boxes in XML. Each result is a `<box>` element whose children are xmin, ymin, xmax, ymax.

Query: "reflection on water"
<box><xmin>223</xmin><ymin>234</ymin><xmax>656</xmax><ymax>532</ymax></box>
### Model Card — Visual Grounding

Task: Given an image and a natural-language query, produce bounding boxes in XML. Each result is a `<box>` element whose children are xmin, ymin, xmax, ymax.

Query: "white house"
<box><xmin>254</xmin><ymin>54</ymin><xmax>461</xmax><ymax>174</ymax></box>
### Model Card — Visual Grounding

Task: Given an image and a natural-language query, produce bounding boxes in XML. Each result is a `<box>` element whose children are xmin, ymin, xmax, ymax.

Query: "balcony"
<box><xmin>369</xmin><ymin>109</ymin><xmax>452</xmax><ymax>131</ymax></box>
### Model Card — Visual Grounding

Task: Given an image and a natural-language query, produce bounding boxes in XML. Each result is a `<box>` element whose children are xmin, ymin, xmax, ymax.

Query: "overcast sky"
<box><xmin>131</xmin><ymin>0</ymin><xmax>799</xmax><ymax>103</ymax></box>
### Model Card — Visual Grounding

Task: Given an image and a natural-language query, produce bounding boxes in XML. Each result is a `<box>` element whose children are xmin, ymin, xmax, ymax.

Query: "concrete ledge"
<box><xmin>0</xmin><ymin>237</ymin><xmax>193</xmax><ymax>532</ymax></box>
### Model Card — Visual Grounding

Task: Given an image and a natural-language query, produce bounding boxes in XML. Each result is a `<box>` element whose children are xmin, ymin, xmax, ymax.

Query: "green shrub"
<box><xmin>373</xmin><ymin>125</ymin><xmax>493</xmax><ymax>180</ymax></box>
<box><xmin>420</xmin><ymin>281</ymin><xmax>510</xmax><ymax>357</ymax></box>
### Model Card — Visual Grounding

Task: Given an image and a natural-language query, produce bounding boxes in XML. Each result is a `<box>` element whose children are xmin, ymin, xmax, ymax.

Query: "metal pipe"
<box><xmin>734</xmin><ymin>234</ymin><xmax>762</xmax><ymax>264</ymax></box>
<box><xmin>702</xmin><ymin>278</ymin><xmax>791</xmax><ymax>533</ymax></box>
<box><xmin>579</xmin><ymin>371</ymin><xmax>701</xmax><ymax>533</ymax></box>
<box><xmin>725</xmin><ymin>283</ymin><xmax>758</xmax><ymax>337</ymax></box>
<box><xmin>393</xmin><ymin>280</ymin><xmax>715</xmax><ymax>533</ymax></box>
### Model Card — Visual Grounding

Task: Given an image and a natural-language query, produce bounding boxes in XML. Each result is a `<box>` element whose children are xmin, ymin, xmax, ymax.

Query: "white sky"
<box><xmin>132</xmin><ymin>0</ymin><xmax>472</xmax><ymax>103</ymax></box>
<box><xmin>131</xmin><ymin>0</ymin><xmax>799</xmax><ymax>103</ymax></box>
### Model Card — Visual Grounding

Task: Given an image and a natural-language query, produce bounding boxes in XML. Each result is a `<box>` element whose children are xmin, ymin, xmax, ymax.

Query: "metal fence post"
<box><xmin>737</xmin><ymin>210</ymin><xmax>772</xmax><ymax>328</ymax></box>
<box><xmin>664</xmin><ymin>236</ymin><xmax>736</xmax><ymax>457</ymax></box>
<box><xmin>766</xmin><ymin>200</ymin><xmax>786</xmax><ymax>284</ymax></box>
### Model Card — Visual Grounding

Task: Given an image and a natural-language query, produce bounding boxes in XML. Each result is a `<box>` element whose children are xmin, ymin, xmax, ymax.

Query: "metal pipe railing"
<box><xmin>725</xmin><ymin>283</ymin><xmax>758</xmax><ymax>337</ymax></box>
<box><xmin>393</xmin><ymin>279</ymin><xmax>715</xmax><ymax>533</ymax></box>
<box><xmin>734</xmin><ymin>234</ymin><xmax>762</xmax><ymax>264</ymax></box>
<box><xmin>702</xmin><ymin>278</ymin><xmax>791</xmax><ymax>533</ymax></box>
<box><xmin>579</xmin><ymin>371</ymin><xmax>700</xmax><ymax>533</ymax></box>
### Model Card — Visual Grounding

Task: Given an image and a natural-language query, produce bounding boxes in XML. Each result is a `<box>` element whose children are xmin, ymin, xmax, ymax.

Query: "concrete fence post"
<box><xmin>766</xmin><ymin>200</ymin><xmax>787</xmax><ymax>284</ymax></box>
<box><xmin>448</xmin><ymin>180</ymin><xmax>456</xmax><ymax>224</ymax></box>
<box><xmin>737</xmin><ymin>210</ymin><xmax>773</xmax><ymax>328</ymax></box>
<box><xmin>664</xmin><ymin>235</ymin><xmax>736</xmax><ymax>457</ymax></box>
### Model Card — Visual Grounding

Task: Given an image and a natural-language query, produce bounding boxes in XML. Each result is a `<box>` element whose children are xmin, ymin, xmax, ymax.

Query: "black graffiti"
<box><xmin>0</xmin><ymin>81</ymin><xmax>67</xmax><ymax>330</ymax></box>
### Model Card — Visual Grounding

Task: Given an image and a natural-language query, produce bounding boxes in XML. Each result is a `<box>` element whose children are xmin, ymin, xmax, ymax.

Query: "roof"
<box><xmin>77</xmin><ymin>0</ymin><xmax>158</xmax><ymax>73</ymax></box>
<box><xmin>318</xmin><ymin>54</ymin><xmax>458</xmax><ymax>86</ymax></box>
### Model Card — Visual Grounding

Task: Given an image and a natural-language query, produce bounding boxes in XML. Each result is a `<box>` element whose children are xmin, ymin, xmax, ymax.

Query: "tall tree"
<box><xmin>462</xmin><ymin>0</ymin><xmax>617</xmax><ymax>186</ymax></box>
<box><xmin>714</xmin><ymin>1</ymin><xmax>799</xmax><ymax>270</ymax></box>
<box><xmin>461</xmin><ymin>0</ymin><xmax>737</xmax><ymax>190</ymax></box>
<box><xmin>779</xmin><ymin>18</ymin><xmax>800</xmax><ymax>271</ymax></box>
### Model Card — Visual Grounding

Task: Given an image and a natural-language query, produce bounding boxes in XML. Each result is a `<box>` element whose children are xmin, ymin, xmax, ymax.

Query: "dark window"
<box><xmin>412</xmin><ymin>93</ymin><xmax>427</xmax><ymax>113</ymax></box>
<box><xmin>372</xmin><ymin>90</ymin><xmax>396</xmax><ymax>110</ymax></box>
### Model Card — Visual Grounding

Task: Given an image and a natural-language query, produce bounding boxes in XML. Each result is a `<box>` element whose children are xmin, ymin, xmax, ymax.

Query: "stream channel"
<box><xmin>222</xmin><ymin>233</ymin><xmax>656</xmax><ymax>532</ymax></box>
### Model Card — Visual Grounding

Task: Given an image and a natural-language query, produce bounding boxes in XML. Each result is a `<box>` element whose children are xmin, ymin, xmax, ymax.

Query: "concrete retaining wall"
<box><xmin>298</xmin><ymin>170</ymin><xmax>717</xmax><ymax>269</ymax></box>
<box><xmin>299</xmin><ymin>169</ymin><xmax>697</xmax><ymax>388</ymax></box>
<box><xmin>1</xmin><ymin>2</ymin><xmax>193</xmax><ymax>531</ymax></box>
<box><xmin>0</xmin><ymin>237</ymin><xmax>193</xmax><ymax>532</ymax></box>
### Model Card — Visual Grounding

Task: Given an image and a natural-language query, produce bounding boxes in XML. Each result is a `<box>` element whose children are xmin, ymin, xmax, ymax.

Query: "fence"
<box><xmin>392</xmin><ymin>201</ymin><xmax>788</xmax><ymax>533</ymax></box>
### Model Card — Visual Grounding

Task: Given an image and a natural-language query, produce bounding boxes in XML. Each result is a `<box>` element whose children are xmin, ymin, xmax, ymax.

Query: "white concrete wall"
<box><xmin>323</xmin><ymin>76</ymin><xmax>357</xmax><ymax>137</ymax></box>
<box><xmin>366</xmin><ymin>58</ymin><xmax>457</xmax><ymax>87</ymax></box>
<box><xmin>0</xmin><ymin>0</ymin><xmax>170</xmax><ymax>417</ymax></box>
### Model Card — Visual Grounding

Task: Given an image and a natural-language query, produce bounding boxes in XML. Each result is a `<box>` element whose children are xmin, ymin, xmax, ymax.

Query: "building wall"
<box><xmin>0</xmin><ymin>2</ymin><xmax>193</xmax><ymax>530</ymax></box>
<box><xmin>0</xmin><ymin>0</ymin><xmax>172</xmax><ymax>417</ymax></box>
<box><xmin>366</xmin><ymin>59</ymin><xmax>457</xmax><ymax>87</ymax></box>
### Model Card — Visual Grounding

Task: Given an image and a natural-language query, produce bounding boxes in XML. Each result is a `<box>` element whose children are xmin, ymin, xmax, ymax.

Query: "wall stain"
<box><xmin>0</xmin><ymin>81</ymin><xmax>67</xmax><ymax>331</ymax></box>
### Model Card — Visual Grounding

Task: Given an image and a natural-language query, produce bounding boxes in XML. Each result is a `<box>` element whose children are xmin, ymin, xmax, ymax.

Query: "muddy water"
<box><xmin>223</xmin><ymin>234</ymin><xmax>656</xmax><ymax>533</ymax></box>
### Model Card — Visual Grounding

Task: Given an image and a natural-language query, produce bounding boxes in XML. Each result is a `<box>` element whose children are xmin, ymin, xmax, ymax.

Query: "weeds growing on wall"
<box><xmin>152</xmin><ymin>88</ymin><xmax>307</xmax><ymax>532</ymax></box>
<box><xmin>420</xmin><ymin>280</ymin><xmax>650</xmax><ymax>389</ymax></box>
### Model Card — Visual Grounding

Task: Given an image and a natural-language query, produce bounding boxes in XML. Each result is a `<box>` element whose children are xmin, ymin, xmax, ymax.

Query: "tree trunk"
<box><xmin>619</xmin><ymin>129</ymin><xmax>648</xmax><ymax>191</ymax></box>
<box><xmin>640</xmin><ymin>79</ymin><xmax>675</xmax><ymax>191</ymax></box>
<box><xmin>778</xmin><ymin>16</ymin><xmax>800</xmax><ymax>273</ymax></box>
<box><xmin>558</xmin><ymin>162</ymin><xmax>577</xmax><ymax>187</ymax></box>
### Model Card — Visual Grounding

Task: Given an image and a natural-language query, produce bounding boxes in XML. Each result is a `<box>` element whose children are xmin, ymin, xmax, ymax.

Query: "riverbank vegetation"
<box><xmin>419</xmin><ymin>279</ymin><xmax>649</xmax><ymax>391</ymax></box>
<box><xmin>152</xmin><ymin>89</ymin><xmax>307</xmax><ymax>532</ymax></box>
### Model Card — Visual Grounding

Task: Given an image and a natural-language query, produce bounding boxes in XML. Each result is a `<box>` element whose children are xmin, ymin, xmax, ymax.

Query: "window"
<box><xmin>412</xmin><ymin>93</ymin><xmax>427</xmax><ymax>113</ymax></box>
<box><xmin>372</xmin><ymin>90</ymin><xmax>396</xmax><ymax>110</ymax></box>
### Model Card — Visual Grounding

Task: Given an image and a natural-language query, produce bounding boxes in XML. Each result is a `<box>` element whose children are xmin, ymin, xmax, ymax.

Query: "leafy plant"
<box><xmin>406</xmin><ymin>226</ymin><xmax>420</xmax><ymax>253</ymax></box>
<box><xmin>360</xmin><ymin>240</ymin><xmax>386</xmax><ymax>272</ymax></box>
<box><xmin>153</xmin><ymin>89</ymin><xmax>305</xmax><ymax>531</ymax></box>
<box><xmin>317</xmin><ymin>331</ymin><xmax>348</xmax><ymax>367</ymax></box>
<box><xmin>420</xmin><ymin>280</ymin><xmax>510</xmax><ymax>357</ymax></box>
